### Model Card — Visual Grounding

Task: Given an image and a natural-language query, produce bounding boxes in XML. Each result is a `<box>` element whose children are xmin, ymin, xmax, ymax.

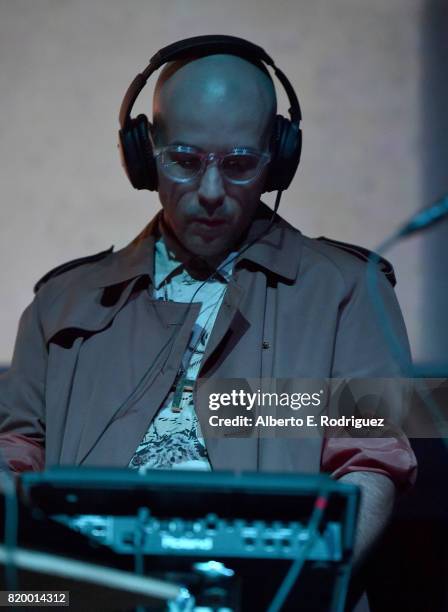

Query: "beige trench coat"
<box><xmin>0</xmin><ymin>203</ymin><xmax>416</xmax><ymax>487</ymax></box>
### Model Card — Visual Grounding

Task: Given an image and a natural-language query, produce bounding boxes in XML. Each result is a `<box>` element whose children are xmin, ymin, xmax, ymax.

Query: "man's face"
<box><xmin>153</xmin><ymin>55</ymin><xmax>275</xmax><ymax>260</ymax></box>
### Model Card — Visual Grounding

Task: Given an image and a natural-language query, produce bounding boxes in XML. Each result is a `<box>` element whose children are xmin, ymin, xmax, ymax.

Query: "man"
<box><xmin>0</xmin><ymin>40</ymin><xmax>415</xmax><ymax>607</ymax></box>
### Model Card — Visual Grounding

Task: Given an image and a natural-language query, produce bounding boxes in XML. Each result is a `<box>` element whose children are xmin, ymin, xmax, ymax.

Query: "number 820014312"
<box><xmin>0</xmin><ymin>591</ymin><xmax>69</xmax><ymax>606</ymax></box>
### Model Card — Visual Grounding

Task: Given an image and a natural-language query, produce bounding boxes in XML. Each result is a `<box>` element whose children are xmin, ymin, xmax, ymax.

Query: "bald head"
<box><xmin>152</xmin><ymin>54</ymin><xmax>277</xmax><ymax>150</ymax></box>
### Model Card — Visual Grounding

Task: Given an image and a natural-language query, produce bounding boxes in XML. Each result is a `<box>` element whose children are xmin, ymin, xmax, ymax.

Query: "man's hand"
<box><xmin>338</xmin><ymin>471</ymin><xmax>396</xmax><ymax>568</ymax></box>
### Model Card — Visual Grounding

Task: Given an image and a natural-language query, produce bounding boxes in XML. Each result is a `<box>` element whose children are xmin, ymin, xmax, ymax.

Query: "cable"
<box><xmin>366</xmin><ymin>193</ymin><xmax>448</xmax><ymax>373</ymax></box>
<box><xmin>396</xmin><ymin>194</ymin><xmax>448</xmax><ymax>238</ymax></box>
<box><xmin>267</xmin><ymin>491</ymin><xmax>329</xmax><ymax>612</ymax></box>
<box><xmin>79</xmin><ymin>192</ymin><xmax>283</xmax><ymax>465</ymax></box>
<box><xmin>366</xmin><ymin>228</ymin><xmax>448</xmax><ymax>453</ymax></box>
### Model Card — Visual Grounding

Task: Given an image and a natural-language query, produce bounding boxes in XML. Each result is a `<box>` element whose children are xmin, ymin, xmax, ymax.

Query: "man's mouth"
<box><xmin>193</xmin><ymin>218</ymin><xmax>228</xmax><ymax>228</ymax></box>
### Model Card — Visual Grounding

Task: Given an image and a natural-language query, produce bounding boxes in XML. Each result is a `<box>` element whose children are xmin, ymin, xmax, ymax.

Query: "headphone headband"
<box><xmin>150</xmin><ymin>35</ymin><xmax>275</xmax><ymax>69</ymax></box>
<box><xmin>119</xmin><ymin>34</ymin><xmax>301</xmax><ymax>128</ymax></box>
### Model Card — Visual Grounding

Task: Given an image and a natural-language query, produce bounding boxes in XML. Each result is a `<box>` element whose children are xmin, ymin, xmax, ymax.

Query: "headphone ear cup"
<box><xmin>264</xmin><ymin>114</ymin><xmax>302</xmax><ymax>193</ymax></box>
<box><xmin>118</xmin><ymin>114</ymin><xmax>158</xmax><ymax>191</ymax></box>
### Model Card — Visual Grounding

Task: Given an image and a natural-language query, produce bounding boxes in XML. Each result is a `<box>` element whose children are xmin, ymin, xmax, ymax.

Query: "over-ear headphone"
<box><xmin>118</xmin><ymin>34</ymin><xmax>302</xmax><ymax>193</ymax></box>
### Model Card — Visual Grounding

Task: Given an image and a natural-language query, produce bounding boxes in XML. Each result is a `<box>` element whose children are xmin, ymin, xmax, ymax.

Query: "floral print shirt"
<box><xmin>129</xmin><ymin>236</ymin><xmax>234</xmax><ymax>473</ymax></box>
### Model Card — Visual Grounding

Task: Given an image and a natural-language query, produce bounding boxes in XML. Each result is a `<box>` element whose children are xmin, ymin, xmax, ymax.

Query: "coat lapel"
<box><xmin>197</xmin><ymin>274</ymin><xmax>262</xmax><ymax>472</ymax></box>
<box><xmin>68</xmin><ymin>295</ymin><xmax>201</xmax><ymax>466</ymax></box>
<box><xmin>199</xmin><ymin>279</ymin><xmax>244</xmax><ymax>375</ymax></box>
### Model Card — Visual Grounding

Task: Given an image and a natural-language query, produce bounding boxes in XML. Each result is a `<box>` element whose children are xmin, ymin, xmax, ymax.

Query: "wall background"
<box><xmin>0</xmin><ymin>0</ymin><xmax>431</xmax><ymax>364</ymax></box>
<box><xmin>2</xmin><ymin>3</ymin><xmax>448</xmax><ymax>608</ymax></box>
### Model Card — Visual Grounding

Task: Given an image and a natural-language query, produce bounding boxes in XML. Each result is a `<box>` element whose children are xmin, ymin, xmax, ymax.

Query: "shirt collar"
<box><xmin>154</xmin><ymin>237</ymin><xmax>183</xmax><ymax>289</ymax></box>
<box><xmin>88</xmin><ymin>202</ymin><xmax>302</xmax><ymax>289</ymax></box>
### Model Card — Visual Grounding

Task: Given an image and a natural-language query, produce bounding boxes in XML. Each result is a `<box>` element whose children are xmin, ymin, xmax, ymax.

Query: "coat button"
<box><xmin>262</xmin><ymin>341</ymin><xmax>270</xmax><ymax>349</ymax></box>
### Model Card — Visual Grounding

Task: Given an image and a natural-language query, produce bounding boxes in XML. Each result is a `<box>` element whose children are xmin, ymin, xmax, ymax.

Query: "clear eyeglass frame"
<box><xmin>154</xmin><ymin>144</ymin><xmax>271</xmax><ymax>185</ymax></box>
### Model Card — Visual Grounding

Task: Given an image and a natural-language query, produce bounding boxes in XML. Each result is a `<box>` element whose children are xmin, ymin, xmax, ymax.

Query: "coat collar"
<box><xmin>89</xmin><ymin>201</ymin><xmax>303</xmax><ymax>289</ymax></box>
<box><xmin>236</xmin><ymin>201</ymin><xmax>303</xmax><ymax>281</ymax></box>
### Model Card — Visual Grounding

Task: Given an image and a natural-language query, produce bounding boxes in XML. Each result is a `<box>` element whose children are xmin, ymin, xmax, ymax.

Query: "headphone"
<box><xmin>118</xmin><ymin>34</ymin><xmax>302</xmax><ymax>193</ymax></box>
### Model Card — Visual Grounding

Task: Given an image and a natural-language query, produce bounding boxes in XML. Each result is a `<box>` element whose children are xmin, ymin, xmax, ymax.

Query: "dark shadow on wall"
<box><xmin>366</xmin><ymin>3</ymin><xmax>448</xmax><ymax>610</ymax></box>
<box><xmin>421</xmin><ymin>0</ymin><xmax>448</xmax><ymax>365</ymax></box>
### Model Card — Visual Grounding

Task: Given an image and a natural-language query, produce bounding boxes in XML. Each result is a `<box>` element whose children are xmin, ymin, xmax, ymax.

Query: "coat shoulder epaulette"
<box><xmin>33</xmin><ymin>246</ymin><xmax>114</xmax><ymax>294</ymax></box>
<box><xmin>316</xmin><ymin>236</ymin><xmax>396</xmax><ymax>287</ymax></box>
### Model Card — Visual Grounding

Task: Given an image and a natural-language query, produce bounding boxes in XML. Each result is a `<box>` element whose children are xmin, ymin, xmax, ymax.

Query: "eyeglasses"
<box><xmin>155</xmin><ymin>145</ymin><xmax>271</xmax><ymax>184</ymax></box>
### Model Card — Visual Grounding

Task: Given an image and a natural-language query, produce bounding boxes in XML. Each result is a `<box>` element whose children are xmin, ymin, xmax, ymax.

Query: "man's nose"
<box><xmin>197</xmin><ymin>162</ymin><xmax>225</xmax><ymax>212</ymax></box>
